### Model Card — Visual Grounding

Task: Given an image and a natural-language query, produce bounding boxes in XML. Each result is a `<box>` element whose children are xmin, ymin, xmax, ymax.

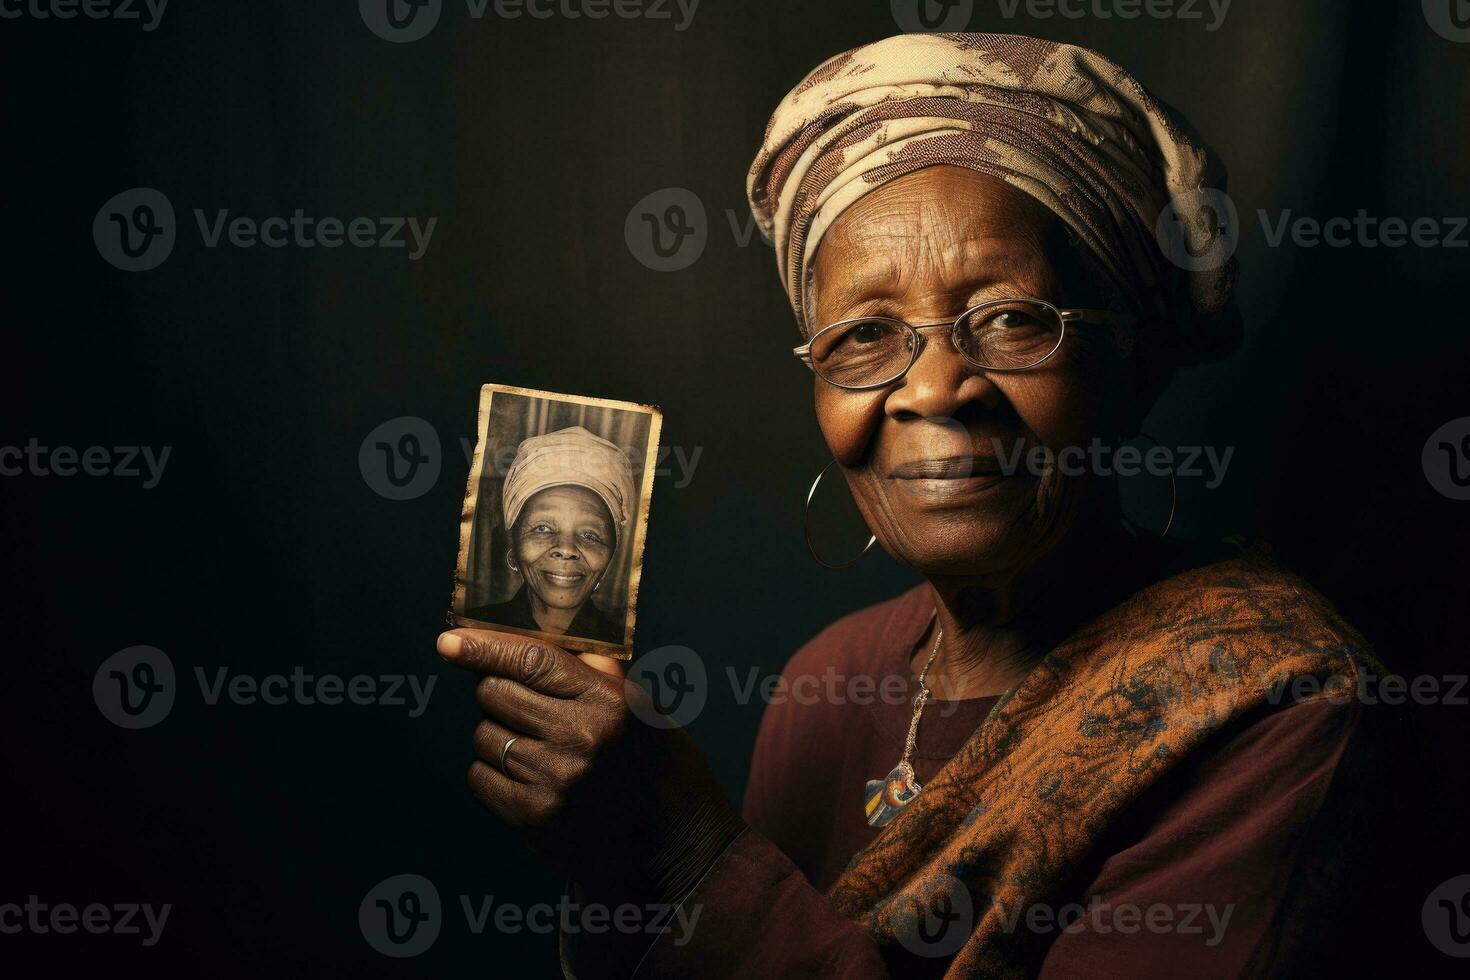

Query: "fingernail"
<box><xmin>437</xmin><ymin>632</ymin><xmax>463</xmax><ymax>660</ymax></box>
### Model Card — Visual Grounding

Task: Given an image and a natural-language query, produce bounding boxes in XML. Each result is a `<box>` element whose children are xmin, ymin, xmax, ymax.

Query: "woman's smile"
<box><xmin>538</xmin><ymin>567</ymin><xmax>588</xmax><ymax>587</ymax></box>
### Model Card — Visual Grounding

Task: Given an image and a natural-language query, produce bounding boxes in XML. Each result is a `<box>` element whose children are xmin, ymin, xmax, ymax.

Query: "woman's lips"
<box><xmin>889</xmin><ymin>455</ymin><xmax>1005</xmax><ymax>479</ymax></box>
<box><xmin>540</xmin><ymin>569</ymin><xmax>587</xmax><ymax>586</ymax></box>
<box><xmin>888</xmin><ymin>455</ymin><xmax>1017</xmax><ymax>502</ymax></box>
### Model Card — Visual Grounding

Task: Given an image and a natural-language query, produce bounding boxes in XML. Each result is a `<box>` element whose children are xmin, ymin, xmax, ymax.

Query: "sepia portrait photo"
<box><xmin>450</xmin><ymin>384</ymin><xmax>661</xmax><ymax>658</ymax></box>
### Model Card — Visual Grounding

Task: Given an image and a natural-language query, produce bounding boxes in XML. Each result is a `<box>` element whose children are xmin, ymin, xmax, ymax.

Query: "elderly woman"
<box><xmin>438</xmin><ymin>34</ymin><xmax>1387</xmax><ymax>978</ymax></box>
<box><xmin>465</xmin><ymin>425</ymin><xmax>634</xmax><ymax>645</ymax></box>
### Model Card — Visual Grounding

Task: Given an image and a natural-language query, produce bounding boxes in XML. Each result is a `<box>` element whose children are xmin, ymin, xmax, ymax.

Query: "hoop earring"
<box><xmin>1116</xmin><ymin>431</ymin><xmax>1177</xmax><ymax>538</ymax></box>
<box><xmin>804</xmin><ymin>459</ymin><xmax>877</xmax><ymax>569</ymax></box>
<box><xmin>506</xmin><ymin>551</ymin><xmax>519</xmax><ymax>573</ymax></box>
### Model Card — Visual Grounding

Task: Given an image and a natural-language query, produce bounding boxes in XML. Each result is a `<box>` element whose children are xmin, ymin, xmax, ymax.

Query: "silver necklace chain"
<box><xmin>899</xmin><ymin>627</ymin><xmax>943</xmax><ymax>771</ymax></box>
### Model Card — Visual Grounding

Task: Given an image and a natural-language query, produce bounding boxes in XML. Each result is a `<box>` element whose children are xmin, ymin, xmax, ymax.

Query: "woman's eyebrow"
<box><xmin>824</xmin><ymin>244</ymin><xmax>1045</xmax><ymax>315</ymax></box>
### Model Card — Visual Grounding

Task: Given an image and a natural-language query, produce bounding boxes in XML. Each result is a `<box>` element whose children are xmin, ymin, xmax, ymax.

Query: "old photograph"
<box><xmin>450</xmin><ymin>384</ymin><xmax>661</xmax><ymax>657</ymax></box>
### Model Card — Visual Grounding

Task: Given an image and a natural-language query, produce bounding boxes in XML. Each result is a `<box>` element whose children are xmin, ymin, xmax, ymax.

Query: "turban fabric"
<box><xmin>746</xmin><ymin>32</ymin><xmax>1239</xmax><ymax>363</ymax></box>
<box><xmin>501</xmin><ymin>426</ymin><xmax>637</xmax><ymax>539</ymax></box>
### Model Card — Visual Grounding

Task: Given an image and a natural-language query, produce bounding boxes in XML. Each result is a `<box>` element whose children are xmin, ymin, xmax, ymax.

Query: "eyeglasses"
<box><xmin>792</xmin><ymin>298</ymin><xmax>1136</xmax><ymax>390</ymax></box>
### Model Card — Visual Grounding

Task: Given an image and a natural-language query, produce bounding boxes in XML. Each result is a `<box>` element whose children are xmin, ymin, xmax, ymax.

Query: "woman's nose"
<box><xmin>884</xmin><ymin>331</ymin><xmax>1001</xmax><ymax>421</ymax></box>
<box><xmin>550</xmin><ymin>536</ymin><xmax>582</xmax><ymax>560</ymax></box>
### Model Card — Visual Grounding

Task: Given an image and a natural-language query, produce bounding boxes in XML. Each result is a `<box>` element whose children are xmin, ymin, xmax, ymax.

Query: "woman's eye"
<box><xmin>527</xmin><ymin>523</ymin><xmax>553</xmax><ymax>534</ymax></box>
<box><xmin>852</xmin><ymin>321</ymin><xmax>886</xmax><ymax>344</ymax></box>
<box><xmin>994</xmin><ymin>311</ymin><xmax>1036</xmax><ymax>330</ymax></box>
<box><xmin>578</xmin><ymin>530</ymin><xmax>606</xmax><ymax>544</ymax></box>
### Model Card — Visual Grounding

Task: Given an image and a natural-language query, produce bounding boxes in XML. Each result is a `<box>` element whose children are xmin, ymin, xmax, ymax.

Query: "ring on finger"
<box><xmin>500</xmin><ymin>736</ymin><xmax>519</xmax><ymax>773</ymax></box>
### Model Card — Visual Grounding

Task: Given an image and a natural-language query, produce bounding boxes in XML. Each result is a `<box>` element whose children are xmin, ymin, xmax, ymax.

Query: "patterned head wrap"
<box><xmin>501</xmin><ymin>426</ymin><xmax>636</xmax><ymax>540</ymax></box>
<box><xmin>746</xmin><ymin>32</ymin><xmax>1239</xmax><ymax>363</ymax></box>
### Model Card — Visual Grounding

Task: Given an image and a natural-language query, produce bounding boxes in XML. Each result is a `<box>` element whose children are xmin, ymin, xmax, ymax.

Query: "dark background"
<box><xmin>3</xmin><ymin>0</ymin><xmax>1468</xmax><ymax>975</ymax></box>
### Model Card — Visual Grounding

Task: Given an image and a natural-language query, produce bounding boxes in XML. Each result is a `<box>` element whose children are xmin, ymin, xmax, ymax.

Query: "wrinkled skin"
<box><xmin>808</xmin><ymin>165</ymin><xmax>1129</xmax><ymax>585</ymax></box>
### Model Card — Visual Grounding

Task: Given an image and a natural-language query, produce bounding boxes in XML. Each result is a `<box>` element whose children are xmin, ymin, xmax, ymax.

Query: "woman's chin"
<box><xmin>529</xmin><ymin>580</ymin><xmax>594</xmax><ymax>610</ymax></box>
<box><xmin>886</xmin><ymin>519</ymin><xmax>1062</xmax><ymax>578</ymax></box>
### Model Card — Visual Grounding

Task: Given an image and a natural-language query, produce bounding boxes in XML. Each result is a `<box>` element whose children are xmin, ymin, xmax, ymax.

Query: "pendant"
<box><xmin>864</xmin><ymin>762</ymin><xmax>922</xmax><ymax>827</ymax></box>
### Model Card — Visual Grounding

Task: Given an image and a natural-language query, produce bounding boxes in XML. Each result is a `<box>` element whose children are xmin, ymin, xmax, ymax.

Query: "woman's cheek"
<box><xmin>814</xmin><ymin>383</ymin><xmax>887</xmax><ymax>466</ymax></box>
<box><xmin>587</xmin><ymin>545</ymin><xmax>612</xmax><ymax>574</ymax></box>
<box><xmin>515</xmin><ymin>538</ymin><xmax>542</xmax><ymax>569</ymax></box>
<box><xmin>995</xmin><ymin>372</ymin><xmax>1099</xmax><ymax>453</ymax></box>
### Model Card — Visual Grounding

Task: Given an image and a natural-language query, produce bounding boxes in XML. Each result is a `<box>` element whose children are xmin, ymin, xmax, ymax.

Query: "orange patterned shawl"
<box><xmin>827</xmin><ymin>550</ymin><xmax>1380</xmax><ymax>977</ymax></box>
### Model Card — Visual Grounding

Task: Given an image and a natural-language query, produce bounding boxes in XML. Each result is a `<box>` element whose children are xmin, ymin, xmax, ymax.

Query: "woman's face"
<box><xmin>511</xmin><ymin>485</ymin><xmax>615</xmax><ymax>609</ymax></box>
<box><xmin>809</xmin><ymin>165</ymin><xmax>1127</xmax><ymax>581</ymax></box>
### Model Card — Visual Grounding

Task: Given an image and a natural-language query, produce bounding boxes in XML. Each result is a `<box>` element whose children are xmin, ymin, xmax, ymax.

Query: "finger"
<box><xmin>475</xmin><ymin>674</ymin><xmax>564</xmax><ymax>734</ymax></box>
<box><xmin>466</xmin><ymin>761</ymin><xmax>557</xmax><ymax>830</ymax></box>
<box><xmin>438</xmin><ymin>629</ymin><xmax>599</xmax><ymax>698</ymax></box>
<box><xmin>579</xmin><ymin>652</ymin><xmax>627</xmax><ymax>679</ymax></box>
<box><xmin>472</xmin><ymin>719</ymin><xmax>547</xmax><ymax>783</ymax></box>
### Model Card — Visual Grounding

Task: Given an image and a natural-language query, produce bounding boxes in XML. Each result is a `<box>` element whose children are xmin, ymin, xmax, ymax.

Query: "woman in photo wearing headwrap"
<box><xmin>466</xmin><ymin>425</ymin><xmax>635</xmax><ymax>645</ymax></box>
<box><xmin>438</xmin><ymin>34</ymin><xmax>1393</xmax><ymax>978</ymax></box>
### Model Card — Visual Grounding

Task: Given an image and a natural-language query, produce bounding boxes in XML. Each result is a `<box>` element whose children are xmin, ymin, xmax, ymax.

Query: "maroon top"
<box><xmin>626</xmin><ymin>584</ymin><xmax>1387</xmax><ymax>978</ymax></box>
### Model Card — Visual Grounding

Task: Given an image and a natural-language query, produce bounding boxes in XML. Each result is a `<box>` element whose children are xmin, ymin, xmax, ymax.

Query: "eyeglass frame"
<box><xmin>791</xmin><ymin>297</ymin><xmax>1137</xmax><ymax>391</ymax></box>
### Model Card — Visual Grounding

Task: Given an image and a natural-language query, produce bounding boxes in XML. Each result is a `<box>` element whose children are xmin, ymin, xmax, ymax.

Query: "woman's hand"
<box><xmin>436</xmin><ymin>628</ymin><xmax>744</xmax><ymax>900</ymax></box>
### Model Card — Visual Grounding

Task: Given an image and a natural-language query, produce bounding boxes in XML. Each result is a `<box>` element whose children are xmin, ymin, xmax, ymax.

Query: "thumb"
<box><xmin>578</xmin><ymin>651</ymin><xmax>628</xmax><ymax>680</ymax></box>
